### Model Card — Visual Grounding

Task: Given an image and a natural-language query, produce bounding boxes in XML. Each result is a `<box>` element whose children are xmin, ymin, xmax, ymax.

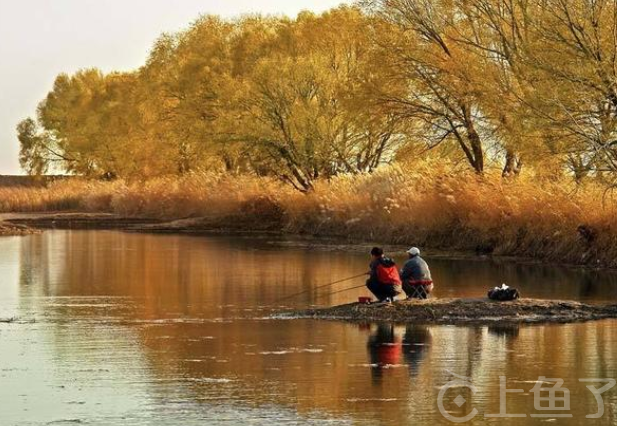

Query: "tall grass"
<box><xmin>1</xmin><ymin>163</ymin><xmax>616</xmax><ymax>266</ymax></box>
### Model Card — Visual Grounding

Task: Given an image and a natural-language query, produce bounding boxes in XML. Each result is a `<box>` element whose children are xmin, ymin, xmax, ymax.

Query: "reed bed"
<box><xmin>1</xmin><ymin>163</ymin><xmax>616</xmax><ymax>266</ymax></box>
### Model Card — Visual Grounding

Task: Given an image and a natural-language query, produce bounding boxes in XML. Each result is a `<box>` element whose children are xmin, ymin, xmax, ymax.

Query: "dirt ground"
<box><xmin>287</xmin><ymin>298</ymin><xmax>617</xmax><ymax>325</ymax></box>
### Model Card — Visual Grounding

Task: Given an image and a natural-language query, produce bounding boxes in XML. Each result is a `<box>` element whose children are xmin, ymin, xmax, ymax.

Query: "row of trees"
<box><xmin>18</xmin><ymin>1</ymin><xmax>617</xmax><ymax>190</ymax></box>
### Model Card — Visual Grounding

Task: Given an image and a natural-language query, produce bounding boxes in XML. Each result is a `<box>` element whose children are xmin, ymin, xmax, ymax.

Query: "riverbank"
<box><xmin>2</xmin><ymin>165</ymin><xmax>617</xmax><ymax>268</ymax></box>
<box><xmin>0</xmin><ymin>211</ymin><xmax>614</xmax><ymax>272</ymax></box>
<box><xmin>287</xmin><ymin>299</ymin><xmax>617</xmax><ymax>325</ymax></box>
<box><xmin>0</xmin><ymin>212</ymin><xmax>160</xmax><ymax>231</ymax></box>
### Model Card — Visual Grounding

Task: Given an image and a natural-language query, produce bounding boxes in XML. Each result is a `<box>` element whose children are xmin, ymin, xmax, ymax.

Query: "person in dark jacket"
<box><xmin>366</xmin><ymin>247</ymin><xmax>402</xmax><ymax>302</ymax></box>
<box><xmin>400</xmin><ymin>247</ymin><xmax>434</xmax><ymax>299</ymax></box>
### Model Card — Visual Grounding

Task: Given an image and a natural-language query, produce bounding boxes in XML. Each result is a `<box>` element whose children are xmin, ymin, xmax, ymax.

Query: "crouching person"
<box><xmin>401</xmin><ymin>247</ymin><xmax>434</xmax><ymax>299</ymax></box>
<box><xmin>366</xmin><ymin>247</ymin><xmax>402</xmax><ymax>303</ymax></box>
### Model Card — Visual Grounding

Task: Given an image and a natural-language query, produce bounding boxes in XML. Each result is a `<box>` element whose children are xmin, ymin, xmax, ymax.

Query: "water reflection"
<box><xmin>403</xmin><ymin>325</ymin><xmax>432</xmax><ymax>378</ymax></box>
<box><xmin>367</xmin><ymin>324</ymin><xmax>403</xmax><ymax>383</ymax></box>
<box><xmin>364</xmin><ymin>324</ymin><xmax>432</xmax><ymax>384</ymax></box>
<box><xmin>487</xmin><ymin>324</ymin><xmax>520</xmax><ymax>339</ymax></box>
<box><xmin>1</xmin><ymin>231</ymin><xmax>617</xmax><ymax>425</ymax></box>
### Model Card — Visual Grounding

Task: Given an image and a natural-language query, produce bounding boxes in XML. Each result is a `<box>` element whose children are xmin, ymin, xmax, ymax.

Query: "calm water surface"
<box><xmin>1</xmin><ymin>230</ymin><xmax>617</xmax><ymax>425</ymax></box>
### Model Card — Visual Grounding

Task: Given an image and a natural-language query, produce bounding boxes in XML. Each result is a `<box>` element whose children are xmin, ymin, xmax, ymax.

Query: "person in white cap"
<box><xmin>400</xmin><ymin>247</ymin><xmax>434</xmax><ymax>299</ymax></box>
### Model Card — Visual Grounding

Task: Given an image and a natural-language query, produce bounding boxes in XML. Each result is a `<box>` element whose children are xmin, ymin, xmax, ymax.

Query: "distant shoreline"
<box><xmin>1</xmin><ymin>211</ymin><xmax>615</xmax><ymax>275</ymax></box>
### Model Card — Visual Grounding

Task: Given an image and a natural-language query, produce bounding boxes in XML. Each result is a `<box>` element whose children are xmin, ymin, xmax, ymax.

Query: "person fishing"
<box><xmin>400</xmin><ymin>247</ymin><xmax>434</xmax><ymax>299</ymax></box>
<box><xmin>366</xmin><ymin>247</ymin><xmax>402</xmax><ymax>302</ymax></box>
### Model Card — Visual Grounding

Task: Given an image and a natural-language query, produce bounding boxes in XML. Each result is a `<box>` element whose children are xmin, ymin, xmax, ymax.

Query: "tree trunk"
<box><xmin>502</xmin><ymin>150</ymin><xmax>523</xmax><ymax>177</ymax></box>
<box><xmin>178</xmin><ymin>142</ymin><xmax>191</xmax><ymax>175</ymax></box>
<box><xmin>467</xmin><ymin>127</ymin><xmax>484</xmax><ymax>173</ymax></box>
<box><xmin>461</xmin><ymin>105</ymin><xmax>484</xmax><ymax>173</ymax></box>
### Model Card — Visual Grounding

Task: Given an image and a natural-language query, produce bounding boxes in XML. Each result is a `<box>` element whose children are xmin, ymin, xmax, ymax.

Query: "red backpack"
<box><xmin>376</xmin><ymin>260</ymin><xmax>402</xmax><ymax>286</ymax></box>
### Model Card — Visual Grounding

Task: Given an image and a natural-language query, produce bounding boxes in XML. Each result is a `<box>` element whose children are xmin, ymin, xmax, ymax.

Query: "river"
<box><xmin>1</xmin><ymin>230</ymin><xmax>616</xmax><ymax>425</ymax></box>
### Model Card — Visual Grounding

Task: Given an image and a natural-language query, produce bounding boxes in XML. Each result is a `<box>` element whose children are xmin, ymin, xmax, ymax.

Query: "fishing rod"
<box><xmin>313</xmin><ymin>283</ymin><xmax>367</xmax><ymax>300</ymax></box>
<box><xmin>277</xmin><ymin>272</ymin><xmax>367</xmax><ymax>302</ymax></box>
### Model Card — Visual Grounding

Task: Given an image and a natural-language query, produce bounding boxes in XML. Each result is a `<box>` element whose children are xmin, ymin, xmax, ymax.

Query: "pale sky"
<box><xmin>0</xmin><ymin>0</ymin><xmax>349</xmax><ymax>175</ymax></box>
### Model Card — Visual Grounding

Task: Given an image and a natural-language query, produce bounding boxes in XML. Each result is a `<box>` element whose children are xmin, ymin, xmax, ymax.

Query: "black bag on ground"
<box><xmin>488</xmin><ymin>287</ymin><xmax>520</xmax><ymax>301</ymax></box>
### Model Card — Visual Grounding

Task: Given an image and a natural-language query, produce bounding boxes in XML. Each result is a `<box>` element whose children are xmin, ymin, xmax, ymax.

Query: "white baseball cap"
<box><xmin>407</xmin><ymin>247</ymin><xmax>420</xmax><ymax>256</ymax></box>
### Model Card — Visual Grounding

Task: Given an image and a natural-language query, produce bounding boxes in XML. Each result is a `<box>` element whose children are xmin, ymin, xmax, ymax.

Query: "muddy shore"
<box><xmin>0</xmin><ymin>221</ymin><xmax>38</xmax><ymax>236</ymax></box>
<box><xmin>0</xmin><ymin>212</ymin><xmax>160</xmax><ymax>231</ymax></box>
<box><xmin>286</xmin><ymin>298</ymin><xmax>617</xmax><ymax>325</ymax></box>
<box><xmin>0</xmin><ymin>212</ymin><xmax>288</xmax><ymax>237</ymax></box>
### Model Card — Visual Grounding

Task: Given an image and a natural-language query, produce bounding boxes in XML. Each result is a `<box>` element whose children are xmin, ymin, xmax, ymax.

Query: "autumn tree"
<box><xmin>224</xmin><ymin>7</ymin><xmax>408</xmax><ymax>191</ymax></box>
<box><xmin>450</xmin><ymin>0</ymin><xmax>533</xmax><ymax>176</ymax></box>
<box><xmin>17</xmin><ymin>118</ymin><xmax>59</xmax><ymax>175</ymax></box>
<box><xmin>21</xmin><ymin>69</ymin><xmax>116</xmax><ymax>177</ymax></box>
<box><xmin>519</xmin><ymin>1</ymin><xmax>617</xmax><ymax>183</ymax></box>
<box><xmin>364</xmin><ymin>0</ymin><xmax>491</xmax><ymax>173</ymax></box>
<box><xmin>138</xmin><ymin>17</ymin><xmax>240</xmax><ymax>175</ymax></box>
<box><xmin>24</xmin><ymin>2</ymin><xmax>617</xmax><ymax>188</ymax></box>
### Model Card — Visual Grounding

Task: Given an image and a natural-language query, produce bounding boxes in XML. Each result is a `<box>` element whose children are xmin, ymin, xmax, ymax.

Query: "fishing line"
<box><xmin>313</xmin><ymin>283</ymin><xmax>367</xmax><ymax>300</ymax></box>
<box><xmin>277</xmin><ymin>272</ymin><xmax>367</xmax><ymax>302</ymax></box>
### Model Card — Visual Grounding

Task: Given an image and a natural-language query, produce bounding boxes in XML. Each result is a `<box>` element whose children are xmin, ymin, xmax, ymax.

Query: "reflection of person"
<box><xmin>367</xmin><ymin>324</ymin><xmax>402</xmax><ymax>383</ymax></box>
<box><xmin>366</xmin><ymin>247</ymin><xmax>402</xmax><ymax>302</ymax></box>
<box><xmin>487</xmin><ymin>324</ymin><xmax>520</xmax><ymax>339</ymax></box>
<box><xmin>403</xmin><ymin>325</ymin><xmax>431</xmax><ymax>378</ymax></box>
<box><xmin>400</xmin><ymin>247</ymin><xmax>434</xmax><ymax>299</ymax></box>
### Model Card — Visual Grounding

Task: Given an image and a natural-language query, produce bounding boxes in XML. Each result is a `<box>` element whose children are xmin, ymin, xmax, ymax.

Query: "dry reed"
<box><xmin>1</xmin><ymin>163</ymin><xmax>615</xmax><ymax>266</ymax></box>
